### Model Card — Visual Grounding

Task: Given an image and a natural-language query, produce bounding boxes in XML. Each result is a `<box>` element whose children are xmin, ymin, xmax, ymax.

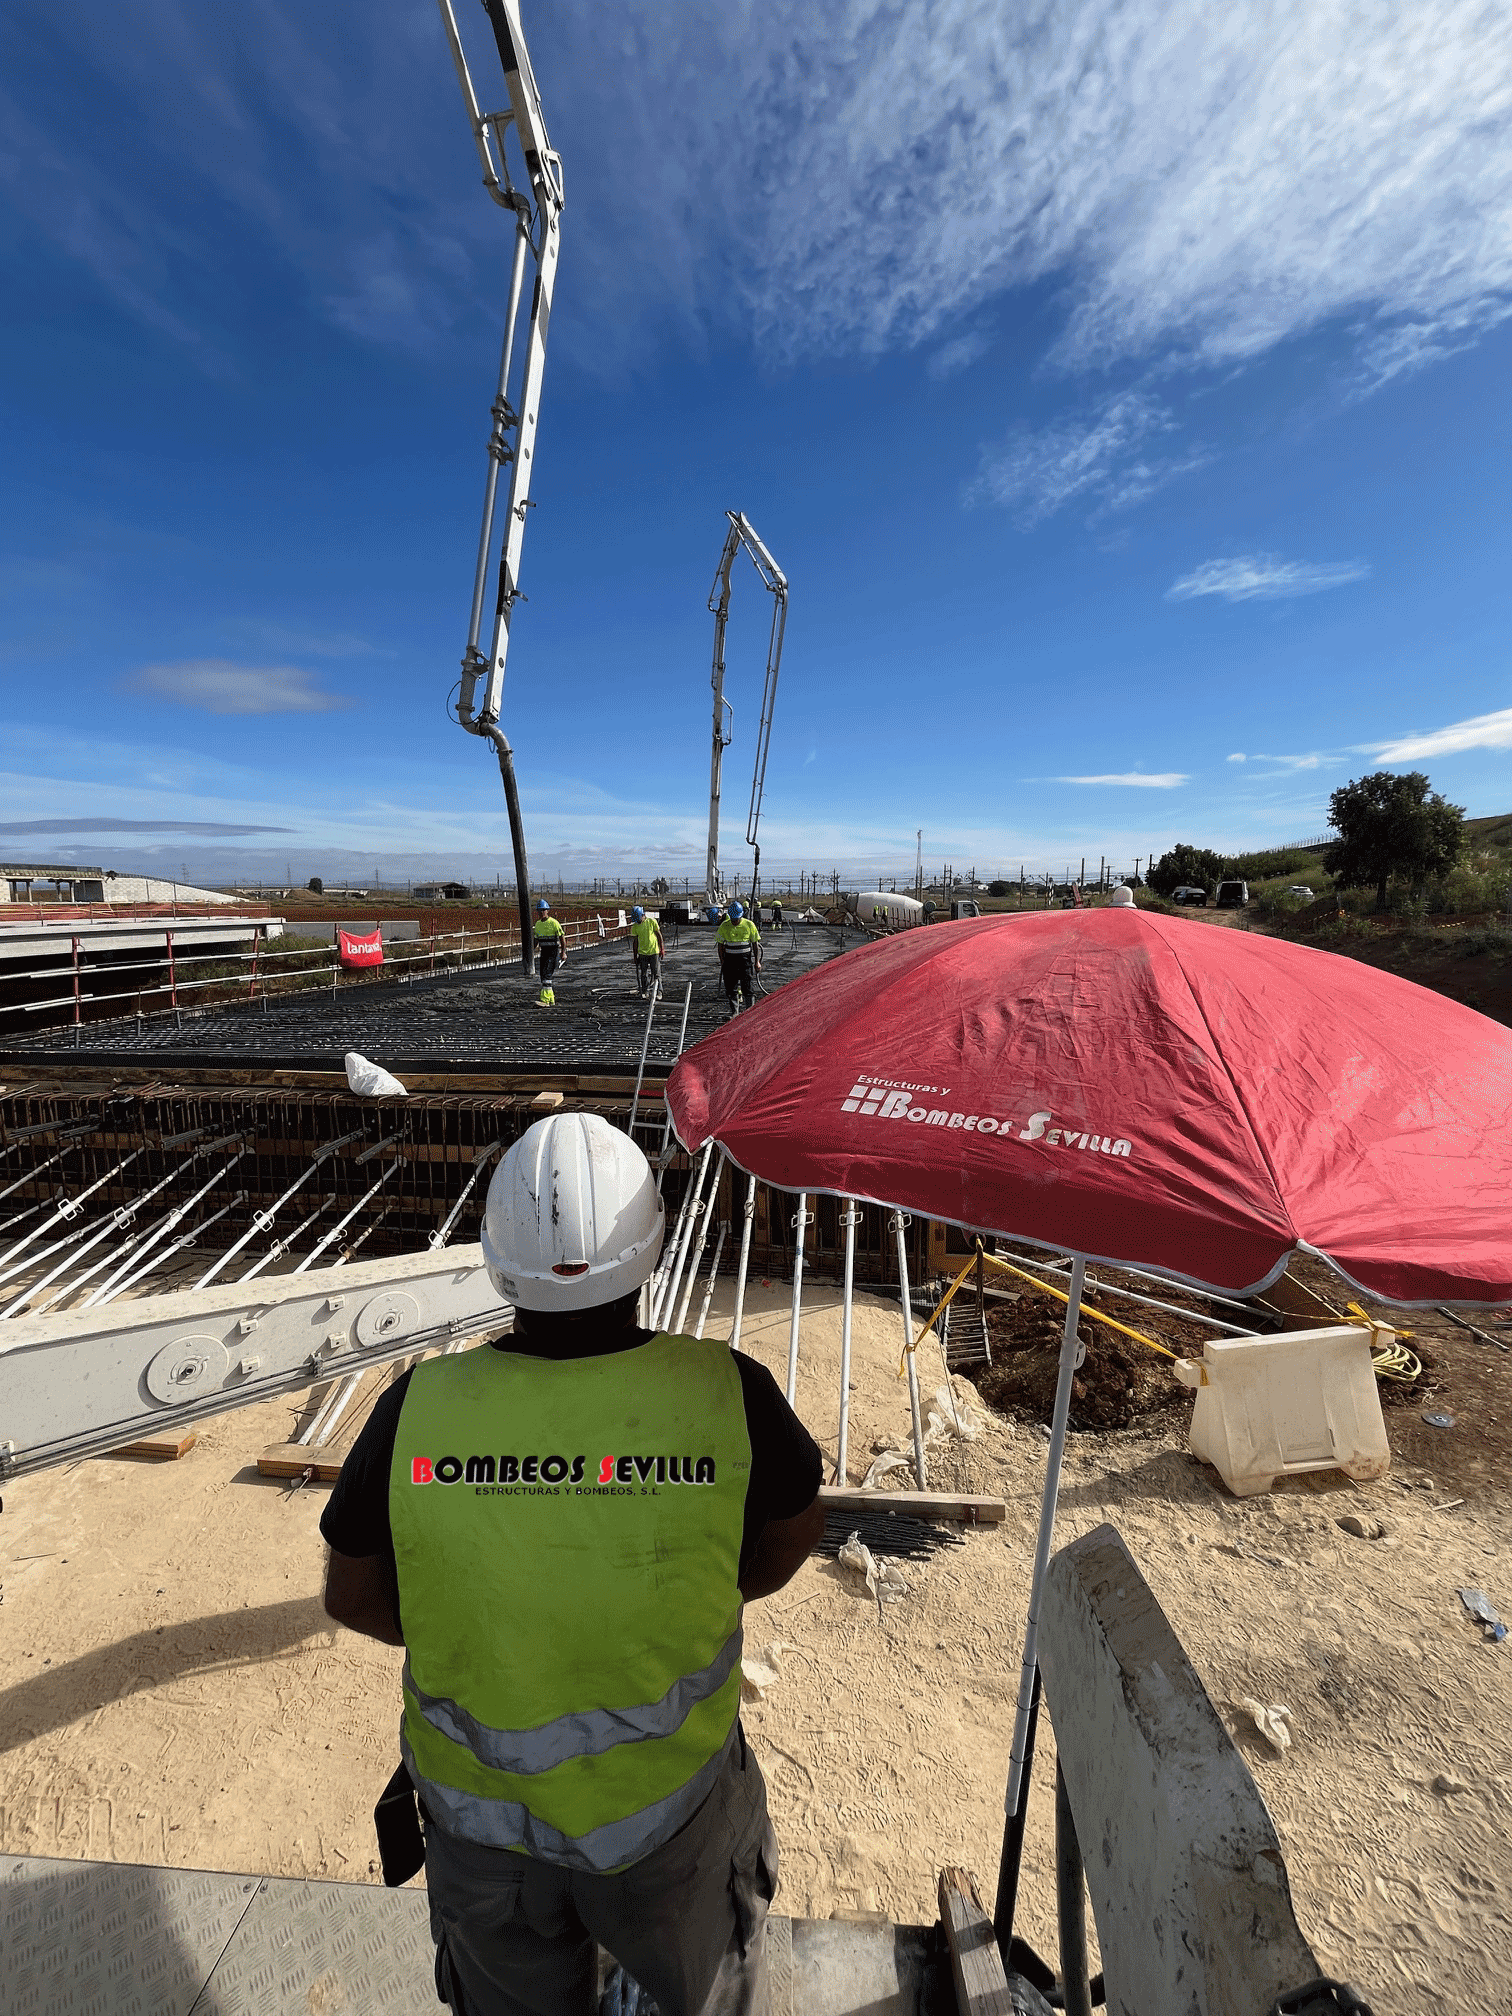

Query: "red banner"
<box><xmin>338</xmin><ymin>929</ymin><xmax>384</xmax><ymax>969</ymax></box>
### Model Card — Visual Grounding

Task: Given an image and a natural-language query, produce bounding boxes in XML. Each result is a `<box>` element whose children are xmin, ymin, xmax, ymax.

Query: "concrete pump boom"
<box><xmin>437</xmin><ymin>0</ymin><xmax>563</xmax><ymax>970</ymax></box>
<box><xmin>706</xmin><ymin>511</ymin><xmax>788</xmax><ymax>906</ymax></box>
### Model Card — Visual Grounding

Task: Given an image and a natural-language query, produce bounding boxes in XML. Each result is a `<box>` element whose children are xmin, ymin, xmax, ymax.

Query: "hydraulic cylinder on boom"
<box><xmin>436</xmin><ymin>0</ymin><xmax>563</xmax><ymax>971</ymax></box>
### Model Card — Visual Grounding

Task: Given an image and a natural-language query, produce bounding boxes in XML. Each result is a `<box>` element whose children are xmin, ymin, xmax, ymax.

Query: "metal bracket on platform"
<box><xmin>0</xmin><ymin>1245</ymin><xmax>510</xmax><ymax>1478</ymax></box>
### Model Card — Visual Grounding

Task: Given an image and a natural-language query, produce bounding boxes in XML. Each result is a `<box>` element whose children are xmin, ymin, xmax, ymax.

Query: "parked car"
<box><xmin>1285</xmin><ymin>885</ymin><xmax>1316</xmax><ymax>903</ymax></box>
<box><xmin>1171</xmin><ymin>885</ymin><xmax>1208</xmax><ymax>906</ymax></box>
<box><xmin>1214</xmin><ymin>879</ymin><xmax>1249</xmax><ymax>909</ymax></box>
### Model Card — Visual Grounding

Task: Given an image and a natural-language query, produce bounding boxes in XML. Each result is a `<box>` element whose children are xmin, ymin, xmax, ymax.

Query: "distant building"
<box><xmin>413</xmin><ymin>882</ymin><xmax>471</xmax><ymax>902</ymax></box>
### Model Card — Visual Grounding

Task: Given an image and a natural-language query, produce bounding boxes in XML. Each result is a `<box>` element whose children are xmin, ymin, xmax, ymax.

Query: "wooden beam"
<box><xmin>111</xmin><ymin>1430</ymin><xmax>198</xmax><ymax>1462</ymax></box>
<box><xmin>818</xmin><ymin>1484</ymin><xmax>1005</xmax><ymax>1525</ymax></box>
<box><xmin>256</xmin><ymin>1443</ymin><xmax>344</xmax><ymax>1482</ymax></box>
<box><xmin>938</xmin><ymin>1867</ymin><xmax>1015</xmax><ymax>2016</ymax></box>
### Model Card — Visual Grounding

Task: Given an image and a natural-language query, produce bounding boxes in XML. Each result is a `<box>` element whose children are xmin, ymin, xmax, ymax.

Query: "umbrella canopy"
<box><xmin>668</xmin><ymin>909</ymin><xmax>1512</xmax><ymax>1306</ymax></box>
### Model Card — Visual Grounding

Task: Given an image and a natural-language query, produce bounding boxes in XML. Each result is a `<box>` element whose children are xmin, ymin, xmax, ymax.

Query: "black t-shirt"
<box><xmin>320</xmin><ymin>1331</ymin><xmax>822</xmax><ymax>1611</ymax></box>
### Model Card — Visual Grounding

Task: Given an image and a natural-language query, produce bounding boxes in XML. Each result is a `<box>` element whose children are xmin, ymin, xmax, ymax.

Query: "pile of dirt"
<box><xmin>973</xmin><ymin>1284</ymin><xmax>1208</xmax><ymax>1431</ymax></box>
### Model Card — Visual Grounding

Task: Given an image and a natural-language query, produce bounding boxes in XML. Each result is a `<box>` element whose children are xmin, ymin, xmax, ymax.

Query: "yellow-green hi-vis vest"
<box><xmin>389</xmin><ymin>1335</ymin><xmax>751</xmax><ymax>1872</ymax></box>
<box><xmin>630</xmin><ymin>917</ymin><xmax>661</xmax><ymax>955</ymax></box>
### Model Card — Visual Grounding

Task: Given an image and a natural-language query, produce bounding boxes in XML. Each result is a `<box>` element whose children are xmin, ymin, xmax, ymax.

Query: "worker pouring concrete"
<box><xmin>321</xmin><ymin>1112</ymin><xmax>824</xmax><ymax>2015</ymax></box>
<box><xmin>629</xmin><ymin>904</ymin><xmax>664</xmax><ymax>999</ymax></box>
<box><xmin>533</xmin><ymin>897</ymin><xmax>566</xmax><ymax>1006</ymax></box>
<box><xmin>715</xmin><ymin>899</ymin><xmax>761</xmax><ymax>1017</ymax></box>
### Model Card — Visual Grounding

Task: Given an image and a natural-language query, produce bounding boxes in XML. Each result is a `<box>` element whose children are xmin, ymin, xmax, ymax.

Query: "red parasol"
<box><xmin>668</xmin><ymin>908</ymin><xmax>1512</xmax><ymax>1306</ymax></box>
<box><xmin>667</xmin><ymin>908</ymin><xmax>1512</xmax><ymax>1846</ymax></box>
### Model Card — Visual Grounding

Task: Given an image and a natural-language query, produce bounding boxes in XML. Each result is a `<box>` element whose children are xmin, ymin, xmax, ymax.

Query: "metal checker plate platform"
<box><xmin>0</xmin><ymin>1854</ymin><xmax>431</xmax><ymax>2016</ymax></box>
<box><xmin>1</xmin><ymin>1852</ymin><xmax>945</xmax><ymax>2014</ymax></box>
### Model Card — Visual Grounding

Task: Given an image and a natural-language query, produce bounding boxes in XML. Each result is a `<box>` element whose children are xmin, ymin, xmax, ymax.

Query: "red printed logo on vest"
<box><xmin>598</xmin><ymin>1455</ymin><xmax>615</xmax><ymax>1484</ymax></box>
<box><xmin>412</xmin><ymin>1456</ymin><xmax>434</xmax><ymax>1484</ymax></box>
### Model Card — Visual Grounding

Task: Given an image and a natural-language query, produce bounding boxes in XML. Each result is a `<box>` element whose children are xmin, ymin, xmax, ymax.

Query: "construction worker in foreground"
<box><xmin>321</xmin><ymin>1113</ymin><xmax>824</xmax><ymax>2015</ymax></box>
<box><xmin>715</xmin><ymin>899</ymin><xmax>761</xmax><ymax>1017</ymax></box>
<box><xmin>533</xmin><ymin>897</ymin><xmax>566</xmax><ymax>1006</ymax></box>
<box><xmin>629</xmin><ymin>904</ymin><xmax>664</xmax><ymax>999</ymax></box>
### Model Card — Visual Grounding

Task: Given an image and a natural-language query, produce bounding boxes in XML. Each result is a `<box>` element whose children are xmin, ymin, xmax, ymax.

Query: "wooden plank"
<box><xmin>818</xmin><ymin>1484</ymin><xmax>1005</xmax><ymax>1525</ymax></box>
<box><xmin>256</xmin><ymin>1443</ymin><xmax>344</xmax><ymax>1482</ymax></box>
<box><xmin>112</xmin><ymin>1430</ymin><xmax>198</xmax><ymax>1462</ymax></box>
<box><xmin>938</xmin><ymin>1867</ymin><xmax>1015</xmax><ymax>2016</ymax></box>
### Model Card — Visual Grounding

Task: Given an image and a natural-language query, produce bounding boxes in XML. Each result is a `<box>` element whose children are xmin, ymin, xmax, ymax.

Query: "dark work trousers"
<box><xmin>536</xmin><ymin>939</ymin><xmax>561</xmax><ymax>987</ymax></box>
<box><xmin>719</xmin><ymin>949</ymin><xmax>757</xmax><ymax>1011</ymax></box>
<box><xmin>635</xmin><ymin>953</ymin><xmax>661</xmax><ymax>996</ymax></box>
<box><xmin>424</xmin><ymin>1732</ymin><xmax>777</xmax><ymax>2016</ymax></box>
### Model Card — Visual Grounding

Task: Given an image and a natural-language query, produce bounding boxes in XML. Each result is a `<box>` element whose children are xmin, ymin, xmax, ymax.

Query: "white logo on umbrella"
<box><xmin>841</xmin><ymin>1081</ymin><xmax>1132</xmax><ymax>1158</ymax></box>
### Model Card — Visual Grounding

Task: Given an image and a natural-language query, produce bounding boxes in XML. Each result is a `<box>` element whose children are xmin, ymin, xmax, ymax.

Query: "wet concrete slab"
<box><xmin>2</xmin><ymin>925</ymin><xmax>852</xmax><ymax>1077</ymax></box>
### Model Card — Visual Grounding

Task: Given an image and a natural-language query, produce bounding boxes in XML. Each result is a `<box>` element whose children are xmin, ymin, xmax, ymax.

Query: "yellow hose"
<box><xmin>899</xmin><ymin>1246</ymin><xmax>1180</xmax><ymax>1375</ymax></box>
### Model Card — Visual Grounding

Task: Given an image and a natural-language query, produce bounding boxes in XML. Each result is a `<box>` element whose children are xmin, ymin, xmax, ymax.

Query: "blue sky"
<box><xmin>2</xmin><ymin>0</ymin><xmax>1510</xmax><ymax>889</ymax></box>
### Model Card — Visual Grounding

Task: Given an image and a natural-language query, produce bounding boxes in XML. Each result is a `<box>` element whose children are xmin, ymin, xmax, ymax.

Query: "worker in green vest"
<box><xmin>714</xmin><ymin>899</ymin><xmax>761</xmax><ymax>1017</ymax></box>
<box><xmin>533</xmin><ymin>897</ymin><xmax>566</xmax><ymax>1006</ymax></box>
<box><xmin>629</xmin><ymin>904</ymin><xmax>664</xmax><ymax>999</ymax></box>
<box><xmin>321</xmin><ymin>1113</ymin><xmax>824</xmax><ymax>2015</ymax></box>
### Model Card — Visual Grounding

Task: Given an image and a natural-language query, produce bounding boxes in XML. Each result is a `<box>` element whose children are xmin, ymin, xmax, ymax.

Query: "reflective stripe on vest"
<box><xmin>389</xmin><ymin>1334</ymin><xmax>750</xmax><ymax>1870</ymax></box>
<box><xmin>401</xmin><ymin>1623</ymin><xmax>743</xmax><ymax>1775</ymax></box>
<box><xmin>403</xmin><ymin>1722</ymin><xmax>739</xmax><ymax>1874</ymax></box>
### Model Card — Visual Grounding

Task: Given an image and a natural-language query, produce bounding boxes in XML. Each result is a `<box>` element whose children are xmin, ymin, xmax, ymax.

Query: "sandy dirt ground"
<box><xmin>3</xmin><ymin>1280</ymin><xmax>1510</xmax><ymax>2013</ymax></box>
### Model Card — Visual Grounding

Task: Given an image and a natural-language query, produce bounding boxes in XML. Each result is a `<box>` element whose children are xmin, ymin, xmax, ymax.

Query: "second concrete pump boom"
<box><xmin>706</xmin><ymin>510</ymin><xmax>788</xmax><ymax>906</ymax></box>
<box><xmin>436</xmin><ymin>0</ymin><xmax>563</xmax><ymax>971</ymax></box>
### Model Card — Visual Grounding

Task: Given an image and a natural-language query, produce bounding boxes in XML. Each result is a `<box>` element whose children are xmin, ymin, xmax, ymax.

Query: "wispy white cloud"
<box><xmin>1362</xmin><ymin>706</ymin><xmax>1512</xmax><ymax>762</ymax></box>
<box><xmin>1054</xmin><ymin>772</ymin><xmax>1188</xmax><ymax>789</ymax></box>
<box><xmin>9</xmin><ymin>0</ymin><xmax>1511</xmax><ymax>394</ymax></box>
<box><xmin>1226</xmin><ymin>752</ymin><xmax>1247</xmax><ymax>763</ymax></box>
<box><xmin>125</xmin><ymin>659</ymin><xmax>354</xmax><ymax>715</ymax></box>
<box><xmin>645</xmin><ymin>0</ymin><xmax>1512</xmax><ymax>384</ymax></box>
<box><xmin>927</xmin><ymin>331</ymin><xmax>991</xmax><ymax>381</ymax></box>
<box><xmin>1167</xmin><ymin>554</ymin><xmax>1371</xmax><ymax>601</ymax></box>
<box><xmin>969</xmin><ymin>393</ymin><xmax>1204</xmax><ymax>525</ymax></box>
<box><xmin>1228</xmin><ymin>751</ymin><xmax>1330</xmax><ymax>771</ymax></box>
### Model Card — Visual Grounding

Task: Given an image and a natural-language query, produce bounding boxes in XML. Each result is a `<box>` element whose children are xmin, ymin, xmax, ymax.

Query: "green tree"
<box><xmin>1148</xmin><ymin>844</ymin><xmax>1224</xmax><ymax>897</ymax></box>
<box><xmin>1324</xmin><ymin>771</ymin><xmax>1465</xmax><ymax>909</ymax></box>
<box><xmin>307</xmin><ymin>875</ymin><xmax>324</xmax><ymax>895</ymax></box>
<box><xmin>987</xmin><ymin>878</ymin><xmax>1012</xmax><ymax>897</ymax></box>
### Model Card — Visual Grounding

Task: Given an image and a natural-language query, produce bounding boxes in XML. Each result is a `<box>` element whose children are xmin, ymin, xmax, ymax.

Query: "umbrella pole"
<box><xmin>728</xmin><ymin>1175</ymin><xmax>757</xmax><ymax>1353</ymax></box>
<box><xmin>836</xmin><ymin>1201</ymin><xmax>859</xmax><ymax>1482</ymax></box>
<box><xmin>675</xmin><ymin>1150</ymin><xmax>726</xmax><ymax>1333</ymax></box>
<box><xmin>693</xmin><ymin>1218</ymin><xmax>728</xmax><ymax>1341</ymax></box>
<box><xmin>785</xmin><ymin>1192</ymin><xmax>811</xmax><ymax>1404</ymax></box>
<box><xmin>891</xmin><ymin>1210</ymin><xmax>929</xmax><ymax>1487</ymax></box>
<box><xmin>652</xmin><ymin>1140</ymin><xmax>711</xmax><ymax>1329</ymax></box>
<box><xmin>1001</xmin><ymin>1254</ymin><xmax>1086</xmax><ymax>1823</ymax></box>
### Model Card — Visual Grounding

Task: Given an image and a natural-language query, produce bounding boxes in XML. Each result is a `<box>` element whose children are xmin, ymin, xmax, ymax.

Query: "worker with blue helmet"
<box><xmin>532</xmin><ymin>897</ymin><xmax>565</xmax><ymax>1007</ymax></box>
<box><xmin>628</xmin><ymin>904</ymin><xmax>664</xmax><ymax>999</ymax></box>
<box><xmin>715</xmin><ymin>899</ymin><xmax>761</xmax><ymax>1016</ymax></box>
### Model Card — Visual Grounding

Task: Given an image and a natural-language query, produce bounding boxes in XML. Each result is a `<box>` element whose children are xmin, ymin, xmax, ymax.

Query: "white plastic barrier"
<box><xmin>1175</xmin><ymin>1323</ymin><xmax>1391</xmax><ymax>1497</ymax></box>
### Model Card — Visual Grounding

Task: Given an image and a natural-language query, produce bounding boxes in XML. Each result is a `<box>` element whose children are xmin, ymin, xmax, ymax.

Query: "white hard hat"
<box><xmin>1108</xmin><ymin>884</ymin><xmax>1135</xmax><ymax>907</ymax></box>
<box><xmin>481</xmin><ymin>1112</ymin><xmax>664</xmax><ymax>1312</ymax></box>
